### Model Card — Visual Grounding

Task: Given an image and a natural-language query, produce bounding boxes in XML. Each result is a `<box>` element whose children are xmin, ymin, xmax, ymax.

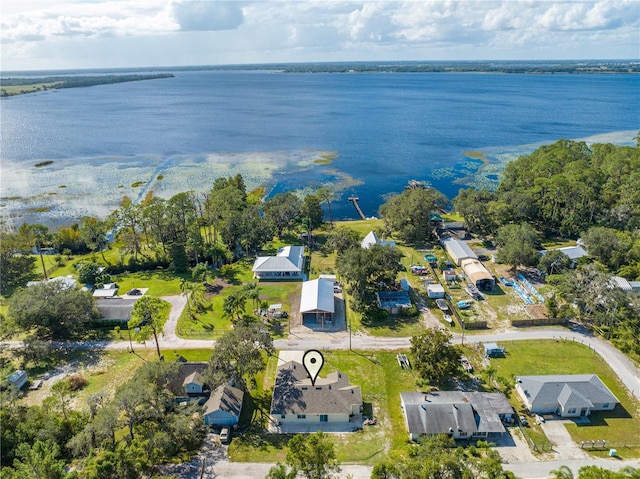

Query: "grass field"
<box><xmin>487</xmin><ymin>339</ymin><xmax>640</xmax><ymax>457</ymax></box>
<box><xmin>229</xmin><ymin>349</ymin><xmax>418</xmax><ymax>464</ymax></box>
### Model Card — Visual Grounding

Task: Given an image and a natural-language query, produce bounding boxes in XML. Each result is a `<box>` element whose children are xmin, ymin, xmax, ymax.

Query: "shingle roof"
<box><xmin>516</xmin><ymin>374</ymin><xmax>618</xmax><ymax>410</ymax></box>
<box><xmin>183</xmin><ymin>371</ymin><xmax>204</xmax><ymax>387</ymax></box>
<box><xmin>401</xmin><ymin>391</ymin><xmax>513</xmax><ymax>436</ymax></box>
<box><xmin>300</xmin><ymin>279</ymin><xmax>335</xmax><ymax>314</ymax></box>
<box><xmin>96</xmin><ymin>298</ymin><xmax>139</xmax><ymax>321</ymax></box>
<box><xmin>270</xmin><ymin>361</ymin><xmax>362</xmax><ymax>415</ymax></box>
<box><xmin>203</xmin><ymin>384</ymin><xmax>244</xmax><ymax>417</ymax></box>
<box><xmin>168</xmin><ymin>362</ymin><xmax>207</xmax><ymax>395</ymax></box>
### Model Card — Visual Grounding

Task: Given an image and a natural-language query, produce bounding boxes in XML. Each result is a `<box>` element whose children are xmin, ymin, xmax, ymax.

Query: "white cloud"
<box><xmin>1</xmin><ymin>1</ymin><xmax>638</xmax><ymax>70</ymax></box>
<box><xmin>169</xmin><ymin>0</ymin><xmax>245</xmax><ymax>31</ymax></box>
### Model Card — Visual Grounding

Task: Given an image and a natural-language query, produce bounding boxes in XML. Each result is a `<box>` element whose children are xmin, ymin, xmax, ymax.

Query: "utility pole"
<box><xmin>461</xmin><ymin>319</ymin><xmax>466</xmax><ymax>346</ymax></box>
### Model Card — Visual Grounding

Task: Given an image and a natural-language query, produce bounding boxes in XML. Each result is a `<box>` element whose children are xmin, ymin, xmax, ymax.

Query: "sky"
<box><xmin>1</xmin><ymin>0</ymin><xmax>639</xmax><ymax>71</ymax></box>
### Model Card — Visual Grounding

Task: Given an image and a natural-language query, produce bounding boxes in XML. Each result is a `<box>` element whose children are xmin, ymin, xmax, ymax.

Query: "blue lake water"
<box><xmin>1</xmin><ymin>70</ymin><xmax>638</xmax><ymax>224</ymax></box>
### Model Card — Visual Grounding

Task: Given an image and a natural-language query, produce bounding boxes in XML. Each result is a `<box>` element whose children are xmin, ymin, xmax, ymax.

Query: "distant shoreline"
<box><xmin>0</xmin><ymin>73</ymin><xmax>175</xmax><ymax>97</ymax></box>
<box><xmin>2</xmin><ymin>60</ymin><xmax>638</xmax><ymax>78</ymax></box>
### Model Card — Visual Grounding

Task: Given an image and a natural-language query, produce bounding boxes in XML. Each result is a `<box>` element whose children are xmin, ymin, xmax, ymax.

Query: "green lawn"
<box><xmin>486</xmin><ymin>339</ymin><xmax>640</xmax><ymax>457</ymax></box>
<box><xmin>112</xmin><ymin>270</ymin><xmax>189</xmax><ymax>296</ymax></box>
<box><xmin>176</xmin><ymin>273</ymin><xmax>300</xmax><ymax>339</ymax></box>
<box><xmin>229</xmin><ymin>350</ymin><xmax>418</xmax><ymax>464</ymax></box>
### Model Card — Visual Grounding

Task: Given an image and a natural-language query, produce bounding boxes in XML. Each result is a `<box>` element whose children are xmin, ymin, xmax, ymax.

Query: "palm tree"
<box><xmin>549</xmin><ymin>465</ymin><xmax>574</xmax><ymax>479</ymax></box>
<box><xmin>244</xmin><ymin>282</ymin><xmax>261</xmax><ymax>313</ymax></box>
<box><xmin>223</xmin><ymin>290</ymin><xmax>247</xmax><ymax>322</ymax></box>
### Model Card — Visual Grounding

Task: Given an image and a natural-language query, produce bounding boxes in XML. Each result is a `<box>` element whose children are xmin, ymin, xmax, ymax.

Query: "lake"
<box><xmin>1</xmin><ymin>70</ymin><xmax>638</xmax><ymax>225</ymax></box>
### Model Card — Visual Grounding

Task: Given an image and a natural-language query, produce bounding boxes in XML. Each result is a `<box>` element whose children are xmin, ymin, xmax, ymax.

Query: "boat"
<box><xmin>443</xmin><ymin>314</ymin><xmax>453</xmax><ymax>325</ymax></box>
<box><xmin>436</xmin><ymin>298</ymin><xmax>449</xmax><ymax>311</ymax></box>
<box><xmin>457</xmin><ymin>300</ymin><xmax>472</xmax><ymax>309</ymax></box>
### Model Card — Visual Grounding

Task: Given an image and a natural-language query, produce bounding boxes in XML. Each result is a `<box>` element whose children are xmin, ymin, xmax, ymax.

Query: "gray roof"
<box><xmin>442</xmin><ymin>238</ymin><xmax>477</xmax><ymax>264</ymax></box>
<box><xmin>270</xmin><ymin>361</ymin><xmax>362</xmax><ymax>415</ymax></box>
<box><xmin>252</xmin><ymin>245</ymin><xmax>305</xmax><ymax>273</ymax></box>
<box><xmin>516</xmin><ymin>374</ymin><xmax>619</xmax><ymax>409</ymax></box>
<box><xmin>168</xmin><ymin>362</ymin><xmax>207</xmax><ymax>395</ymax></box>
<box><xmin>203</xmin><ymin>384</ymin><xmax>244</xmax><ymax>418</ymax></box>
<box><xmin>401</xmin><ymin>391</ymin><xmax>513</xmax><ymax>436</ymax></box>
<box><xmin>183</xmin><ymin>371</ymin><xmax>204</xmax><ymax>388</ymax></box>
<box><xmin>96</xmin><ymin>298</ymin><xmax>139</xmax><ymax>321</ymax></box>
<box><xmin>377</xmin><ymin>291</ymin><xmax>412</xmax><ymax>309</ymax></box>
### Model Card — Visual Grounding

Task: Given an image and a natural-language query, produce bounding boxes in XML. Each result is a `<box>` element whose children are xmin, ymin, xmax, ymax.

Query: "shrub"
<box><xmin>68</xmin><ymin>373</ymin><xmax>87</xmax><ymax>391</ymax></box>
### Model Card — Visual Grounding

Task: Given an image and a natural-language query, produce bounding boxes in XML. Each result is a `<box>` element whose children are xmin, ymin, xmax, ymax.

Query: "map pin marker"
<box><xmin>302</xmin><ymin>350</ymin><xmax>324</xmax><ymax>386</ymax></box>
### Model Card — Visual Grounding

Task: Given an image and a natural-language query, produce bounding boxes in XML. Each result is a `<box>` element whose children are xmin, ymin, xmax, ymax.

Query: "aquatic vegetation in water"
<box><xmin>131</xmin><ymin>181</ymin><xmax>145</xmax><ymax>188</ymax></box>
<box><xmin>461</xmin><ymin>150</ymin><xmax>488</xmax><ymax>162</ymax></box>
<box><xmin>157</xmin><ymin>174</ymin><xmax>164</xmax><ymax>180</ymax></box>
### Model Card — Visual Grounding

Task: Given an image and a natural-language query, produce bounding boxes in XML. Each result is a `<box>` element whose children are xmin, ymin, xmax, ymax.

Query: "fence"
<box><xmin>511</xmin><ymin>317</ymin><xmax>567</xmax><ymax>327</ymax></box>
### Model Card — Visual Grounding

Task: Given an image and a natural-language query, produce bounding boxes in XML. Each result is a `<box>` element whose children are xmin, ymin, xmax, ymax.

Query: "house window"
<box><xmin>567</xmin><ymin>408</ymin><xmax>576</xmax><ymax>414</ymax></box>
<box><xmin>458</xmin><ymin>431</ymin><xmax>467</xmax><ymax>437</ymax></box>
<box><xmin>297</xmin><ymin>414</ymin><xmax>306</xmax><ymax>419</ymax></box>
<box><xmin>281</xmin><ymin>414</ymin><xmax>286</xmax><ymax>419</ymax></box>
<box><xmin>320</xmin><ymin>415</ymin><xmax>328</xmax><ymax>422</ymax></box>
<box><xmin>302</xmin><ymin>387</ymin><xmax>308</xmax><ymax>390</ymax></box>
<box><xmin>603</xmin><ymin>403</ymin><xmax>609</xmax><ymax>408</ymax></box>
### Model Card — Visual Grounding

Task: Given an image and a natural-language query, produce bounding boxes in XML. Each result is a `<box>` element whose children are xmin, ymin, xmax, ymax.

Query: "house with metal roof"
<box><xmin>203</xmin><ymin>384</ymin><xmax>244</xmax><ymax>427</ymax></box>
<box><xmin>441</xmin><ymin>238</ymin><xmax>477</xmax><ymax>266</ymax></box>
<box><xmin>361</xmin><ymin>230</ymin><xmax>396</xmax><ymax>249</ymax></box>
<box><xmin>269</xmin><ymin>361</ymin><xmax>363</xmax><ymax>433</ymax></box>
<box><xmin>300</xmin><ymin>279</ymin><xmax>335</xmax><ymax>327</ymax></box>
<box><xmin>539</xmin><ymin>245</ymin><xmax>588</xmax><ymax>268</ymax></box>
<box><xmin>400</xmin><ymin>391</ymin><xmax>514</xmax><ymax>441</ymax></box>
<box><xmin>515</xmin><ymin>374</ymin><xmax>619</xmax><ymax>418</ymax></box>
<box><xmin>252</xmin><ymin>245</ymin><xmax>305</xmax><ymax>280</ymax></box>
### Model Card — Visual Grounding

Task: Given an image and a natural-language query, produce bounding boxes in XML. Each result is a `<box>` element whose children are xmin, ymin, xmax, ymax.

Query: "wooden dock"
<box><xmin>348</xmin><ymin>196</ymin><xmax>366</xmax><ymax>220</ymax></box>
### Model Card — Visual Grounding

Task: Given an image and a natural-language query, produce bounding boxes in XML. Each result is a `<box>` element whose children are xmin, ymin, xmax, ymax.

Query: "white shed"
<box><xmin>427</xmin><ymin>284</ymin><xmax>445</xmax><ymax>299</ymax></box>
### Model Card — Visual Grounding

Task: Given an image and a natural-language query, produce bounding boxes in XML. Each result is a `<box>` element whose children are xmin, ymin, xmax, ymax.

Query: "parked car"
<box><xmin>219</xmin><ymin>427</ymin><xmax>231</xmax><ymax>444</ymax></box>
<box><xmin>519</xmin><ymin>415</ymin><xmax>528</xmax><ymax>426</ymax></box>
<box><xmin>534</xmin><ymin>414</ymin><xmax>545</xmax><ymax>425</ymax></box>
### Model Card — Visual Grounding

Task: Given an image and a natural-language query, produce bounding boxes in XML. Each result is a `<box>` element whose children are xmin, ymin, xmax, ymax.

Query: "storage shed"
<box><xmin>427</xmin><ymin>284</ymin><xmax>445</xmax><ymax>299</ymax></box>
<box><xmin>442</xmin><ymin>238</ymin><xmax>477</xmax><ymax>266</ymax></box>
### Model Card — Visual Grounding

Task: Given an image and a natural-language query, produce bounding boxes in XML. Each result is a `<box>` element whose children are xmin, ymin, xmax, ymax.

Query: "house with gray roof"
<box><xmin>400</xmin><ymin>391</ymin><xmax>514</xmax><ymax>441</ymax></box>
<box><xmin>515</xmin><ymin>374</ymin><xmax>619</xmax><ymax>418</ymax></box>
<box><xmin>203</xmin><ymin>384</ymin><xmax>244</xmax><ymax>427</ymax></box>
<box><xmin>269</xmin><ymin>361</ymin><xmax>363</xmax><ymax>433</ymax></box>
<box><xmin>252</xmin><ymin>245</ymin><xmax>305</xmax><ymax>280</ymax></box>
<box><xmin>96</xmin><ymin>298</ymin><xmax>139</xmax><ymax>322</ymax></box>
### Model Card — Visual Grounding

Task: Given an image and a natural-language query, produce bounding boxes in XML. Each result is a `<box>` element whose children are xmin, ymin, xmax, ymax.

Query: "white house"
<box><xmin>269</xmin><ymin>361</ymin><xmax>363</xmax><ymax>433</ymax></box>
<box><xmin>300</xmin><ymin>279</ymin><xmax>335</xmax><ymax>327</ymax></box>
<box><xmin>203</xmin><ymin>384</ymin><xmax>244</xmax><ymax>427</ymax></box>
<box><xmin>515</xmin><ymin>374</ymin><xmax>619</xmax><ymax>418</ymax></box>
<box><xmin>252</xmin><ymin>246</ymin><xmax>305</xmax><ymax>280</ymax></box>
<box><xmin>361</xmin><ymin>231</ymin><xmax>395</xmax><ymax>249</ymax></box>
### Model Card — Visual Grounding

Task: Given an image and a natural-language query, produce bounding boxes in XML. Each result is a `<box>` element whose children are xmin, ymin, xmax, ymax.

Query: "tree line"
<box><xmin>0</xmin><ymin>74</ymin><xmax>175</xmax><ymax>96</ymax></box>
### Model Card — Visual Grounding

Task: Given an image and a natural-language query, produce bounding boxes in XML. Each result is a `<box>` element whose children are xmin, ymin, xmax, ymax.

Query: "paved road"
<box><xmin>4</xmin><ymin>295</ymin><xmax>639</xmax><ymax>477</ymax></box>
